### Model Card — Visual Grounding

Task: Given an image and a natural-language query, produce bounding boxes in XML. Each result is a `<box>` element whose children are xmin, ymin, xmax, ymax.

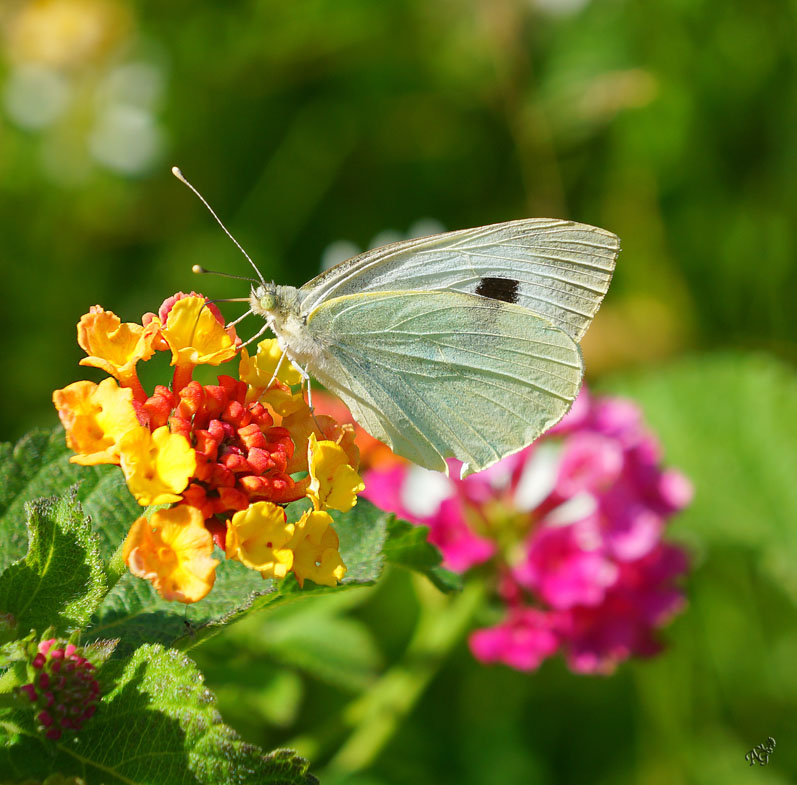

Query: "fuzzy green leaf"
<box><xmin>0</xmin><ymin>428</ymin><xmax>140</xmax><ymax>572</ymax></box>
<box><xmin>0</xmin><ymin>489</ymin><xmax>106</xmax><ymax>635</ymax></box>
<box><xmin>0</xmin><ymin>643</ymin><xmax>317</xmax><ymax>785</ymax></box>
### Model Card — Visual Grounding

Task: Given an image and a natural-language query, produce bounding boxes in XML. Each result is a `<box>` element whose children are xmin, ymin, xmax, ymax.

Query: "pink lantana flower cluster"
<box><xmin>362</xmin><ymin>390</ymin><xmax>692</xmax><ymax>674</ymax></box>
<box><xmin>18</xmin><ymin>639</ymin><xmax>100</xmax><ymax>740</ymax></box>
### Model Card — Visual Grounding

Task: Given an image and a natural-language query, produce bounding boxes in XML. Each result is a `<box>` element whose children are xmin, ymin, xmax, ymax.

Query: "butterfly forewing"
<box><xmin>298</xmin><ymin>219</ymin><xmax>619</xmax><ymax>343</ymax></box>
<box><xmin>301</xmin><ymin>290</ymin><xmax>584</xmax><ymax>476</ymax></box>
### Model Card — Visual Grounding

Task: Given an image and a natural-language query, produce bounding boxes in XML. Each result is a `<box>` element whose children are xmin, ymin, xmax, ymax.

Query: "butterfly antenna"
<box><xmin>192</xmin><ymin>264</ymin><xmax>258</xmax><ymax>285</ymax></box>
<box><xmin>172</xmin><ymin>166</ymin><xmax>267</xmax><ymax>287</ymax></box>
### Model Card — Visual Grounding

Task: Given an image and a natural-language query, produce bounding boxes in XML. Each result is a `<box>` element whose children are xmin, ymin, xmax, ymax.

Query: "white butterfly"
<box><xmin>174</xmin><ymin>170</ymin><xmax>618</xmax><ymax>477</ymax></box>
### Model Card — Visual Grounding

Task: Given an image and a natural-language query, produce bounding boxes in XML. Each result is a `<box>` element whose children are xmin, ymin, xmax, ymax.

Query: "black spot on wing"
<box><xmin>475</xmin><ymin>276</ymin><xmax>520</xmax><ymax>304</ymax></box>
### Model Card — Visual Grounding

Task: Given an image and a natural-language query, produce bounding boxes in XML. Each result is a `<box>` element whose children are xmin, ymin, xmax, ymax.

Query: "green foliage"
<box><xmin>0</xmin><ymin>644</ymin><xmax>317</xmax><ymax>785</ymax></box>
<box><xmin>0</xmin><ymin>426</ymin><xmax>458</xmax><ymax>783</ymax></box>
<box><xmin>91</xmin><ymin>496</ymin><xmax>459</xmax><ymax>655</ymax></box>
<box><xmin>0</xmin><ymin>489</ymin><xmax>106</xmax><ymax>635</ymax></box>
<box><xmin>3</xmin><ymin>0</ymin><xmax>795</xmax><ymax>443</ymax></box>
<box><xmin>211</xmin><ymin>593</ymin><xmax>383</xmax><ymax>695</ymax></box>
<box><xmin>382</xmin><ymin>518</ymin><xmax>462</xmax><ymax>594</ymax></box>
<box><xmin>0</xmin><ymin>429</ymin><xmax>140</xmax><ymax>571</ymax></box>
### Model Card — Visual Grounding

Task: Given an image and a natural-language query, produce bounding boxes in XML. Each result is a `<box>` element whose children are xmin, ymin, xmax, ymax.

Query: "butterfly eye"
<box><xmin>258</xmin><ymin>291</ymin><xmax>278</xmax><ymax>312</ymax></box>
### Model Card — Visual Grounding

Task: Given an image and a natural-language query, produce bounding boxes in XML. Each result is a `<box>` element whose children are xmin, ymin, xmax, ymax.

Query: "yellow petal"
<box><xmin>307</xmin><ymin>433</ymin><xmax>365</xmax><ymax>512</ymax></box>
<box><xmin>77</xmin><ymin>306</ymin><xmax>159</xmax><ymax>382</ymax></box>
<box><xmin>239</xmin><ymin>339</ymin><xmax>303</xmax><ymax>389</ymax></box>
<box><xmin>161</xmin><ymin>295</ymin><xmax>238</xmax><ymax>367</ymax></box>
<box><xmin>119</xmin><ymin>425</ymin><xmax>196</xmax><ymax>506</ymax></box>
<box><xmin>289</xmin><ymin>509</ymin><xmax>346</xmax><ymax>588</ymax></box>
<box><xmin>225</xmin><ymin>501</ymin><xmax>295</xmax><ymax>579</ymax></box>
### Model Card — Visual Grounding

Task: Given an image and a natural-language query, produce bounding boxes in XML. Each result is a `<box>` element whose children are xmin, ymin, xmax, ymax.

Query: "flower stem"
<box><xmin>106</xmin><ymin>539</ymin><xmax>128</xmax><ymax>590</ymax></box>
<box><xmin>323</xmin><ymin>576</ymin><xmax>485</xmax><ymax>777</ymax></box>
<box><xmin>172</xmin><ymin>363</ymin><xmax>194</xmax><ymax>394</ymax></box>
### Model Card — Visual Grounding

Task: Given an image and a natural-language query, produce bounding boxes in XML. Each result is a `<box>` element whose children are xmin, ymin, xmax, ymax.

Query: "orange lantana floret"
<box><xmin>118</xmin><ymin>425</ymin><xmax>196</xmax><ymax>506</ymax></box>
<box><xmin>123</xmin><ymin>505</ymin><xmax>218</xmax><ymax>603</ymax></box>
<box><xmin>77</xmin><ymin>306</ymin><xmax>159</xmax><ymax>397</ymax></box>
<box><xmin>53</xmin><ymin>377</ymin><xmax>140</xmax><ymax>465</ymax></box>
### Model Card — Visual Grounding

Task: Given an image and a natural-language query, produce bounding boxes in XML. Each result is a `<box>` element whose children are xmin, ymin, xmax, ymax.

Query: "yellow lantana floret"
<box><xmin>307</xmin><ymin>433</ymin><xmax>365</xmax><ymax>512</ymax></box>
<box><xmin>119</xmin><ymin>425</ymin><xmax>196</xmax><ymax>505</ymax></box>
<box><xmin>240</xmin><ymin>339</ymin><xmax>307</xmax><ymax>417</ymax></box>
<box><xmin>53</xmin><ymin>377</ymin><xmax>140</xmax><ymax>465</ymax></box>
<box><xmin>290</xmin><ymin>510</ymin><xmax>346</xmax><ymax>587</ymax></box>
<box><xmin>225</xmin><ymin>501</ymin><xmax>295</xmax><ymax>579</ymax></box>
<box><xmin>160</xmin><ymin>295</ymin><xmax>238</xmax><ymax>367</ymax></box>
<box><xmin>77</xmin><ymin>306</ymin><xmax>159</xmax><ymax>386</ymax></box>
<box><xmin>239</xmin><ymin>338</ymin><xmax>303</xmax><ymax>388</ymax></box>
<box><xmin>123</xmin><ymin>505</ymin><xmax>218</xmax><ymax>603</ymax></box>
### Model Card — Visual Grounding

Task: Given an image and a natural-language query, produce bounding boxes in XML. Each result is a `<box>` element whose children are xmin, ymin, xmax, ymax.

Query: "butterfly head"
<box><xmin>250</xmin><ymin>282</ymin><xmax>301</xmax><ymax>322</ymax></box>
<box><xmin>251</xmin><ymin>282</ymin><xmax>278</xmax><ymax>314</ymax></box>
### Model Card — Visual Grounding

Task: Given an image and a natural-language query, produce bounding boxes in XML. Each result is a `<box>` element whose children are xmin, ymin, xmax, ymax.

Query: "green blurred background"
<box><xmin>1</xmin><ymin>1</ymin><xmax>796</xmax><ymax>783</ymax></box>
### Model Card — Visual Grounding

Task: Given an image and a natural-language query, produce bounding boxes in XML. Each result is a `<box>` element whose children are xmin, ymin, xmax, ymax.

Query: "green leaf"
<box><xmin>88</xmin><ymin>499</ymin><xmax>394</xmax><ymax>653</ymax></box>
<box><xmin>382</xmin><ymin>517</ymin><xmax>463</xmax><ymax>593</ymax></box>
<box><xmin>0</xmin><ymin>644</ymin><xmax>317</xmax><ymax>785</ymax></box>
<box><xmin>89</xmin><ymin>498</ymin><xmax>452</xmax><ymax>653</ymax></box>
<box><xmin>0</xmin><ymin>428</ymin><xmax>140</xmax><ymax>572</ymax></box>
<box><xmin>90</xmin><ymin>559</ymin><xmax>269</xmax><ymax>656</ymax></box>
<box><xmin>257</xmin><ymin>613</ymin><xmax>383</xmax><ymax>692</ymax></box>
<box><xmin>604</xmin><ymin>352</ymin><xmax>797</xmax><ymax>601</ymax></box>
<box><xmin>218</xmin><ymin>594</ymin><xmax>384</xmax><ymax>693</ymax></box>
<box><xmin>0</xmin><ymin>489</ymin><xmax>106</xmax><ymax>635</ymax></box>
<box><xmin>0</xmin><ymin>429</ymin><xmax>84</xmax><ymax>571</ymax></box>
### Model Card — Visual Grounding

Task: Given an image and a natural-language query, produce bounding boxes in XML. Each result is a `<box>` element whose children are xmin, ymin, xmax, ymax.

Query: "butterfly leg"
<box><xmin>265</xmin><ymin>350</ymin><xmax>287</xmax><ymax>389</ymax></box>
<box><xmin>291</xmin><ymin>362</ymin><xmax>312</xmax><ymax>408</ymax></box>
<box><xmin>290</xmin><ymin>361</ymin><xmax>325</xmax><ymax>433</ymax></box>
<box><xmin>240</xmin><ymin>321</ymin><xmax>272</xmax><ymax>349</ymax></box>
<box><xmin>227</xmin><ymin>308</ymin><xmax>255</xmax><ymax>328</ymax></box>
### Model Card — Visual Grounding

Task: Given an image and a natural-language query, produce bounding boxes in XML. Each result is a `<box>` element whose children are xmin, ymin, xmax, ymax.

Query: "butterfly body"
<box><xmin>250</xmin><ymin>282</ymin><xmax>329</xmax><ymax>374</ymax></box>
<box><xmin>247</xmin><ymin>218</ymin><xmax>619</xmax><ymax>477</ymax></box>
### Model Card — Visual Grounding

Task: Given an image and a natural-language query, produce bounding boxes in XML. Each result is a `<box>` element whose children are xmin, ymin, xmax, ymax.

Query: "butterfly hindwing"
<box><xmin>298</xmin><ymin>219</ymin><xmax>619</xmax><ymax>343</ymax></box>
<box><xmin>302</xmin><ymin>290</ymin><xmax>584</xmax><ymax>476</ymax></box>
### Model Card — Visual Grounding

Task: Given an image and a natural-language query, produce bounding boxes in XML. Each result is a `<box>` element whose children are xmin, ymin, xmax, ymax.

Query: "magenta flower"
<box><xmin>362</xmin><ymin>389</ymin><xmax>692</xmax><ymax>674</ymax></box>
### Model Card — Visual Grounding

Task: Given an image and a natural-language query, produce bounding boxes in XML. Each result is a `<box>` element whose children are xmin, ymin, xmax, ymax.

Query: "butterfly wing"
<box><xmin>298</xmin><ymin>219</ymin><xmax>618</xmax><ymax>343</ymax></box>
<box><xmin>301</xmin><ymin>290</ymin><xmax>583</xmax><ymax>476</ymax></box>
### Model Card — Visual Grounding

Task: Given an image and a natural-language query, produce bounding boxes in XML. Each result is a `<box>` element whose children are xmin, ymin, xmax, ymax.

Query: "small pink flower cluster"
<box><xmin>363</xmin><ymin>390</ymin><xmax>692</xmax><ymax>674</ymax></box>
<box><xmin>19</xmin><ymin>639</ymin><xmax>99</xmax><ymax>739</ymax></box>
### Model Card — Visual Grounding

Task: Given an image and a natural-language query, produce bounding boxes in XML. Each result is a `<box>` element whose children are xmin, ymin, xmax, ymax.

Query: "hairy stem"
<box><xmin>106</xmin><ymin>539</ymin><xmax>128</xmax><ymax>590</ymax></box>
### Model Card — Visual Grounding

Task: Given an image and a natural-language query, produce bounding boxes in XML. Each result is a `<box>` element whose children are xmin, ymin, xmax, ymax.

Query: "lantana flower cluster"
<box><xmin>53</xmin><ymin>293</ymin><xmax>364</xmax><ymax>602</ymax></box>
<box><xmin>356</xmin><ymin>389</ymin><xmax>692</xmax><ymax>674</ymax></box>
<box><xmin>18</xmin><ymin>638</ymin><xmax>100</xmax><ymax>740</ymax></box>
